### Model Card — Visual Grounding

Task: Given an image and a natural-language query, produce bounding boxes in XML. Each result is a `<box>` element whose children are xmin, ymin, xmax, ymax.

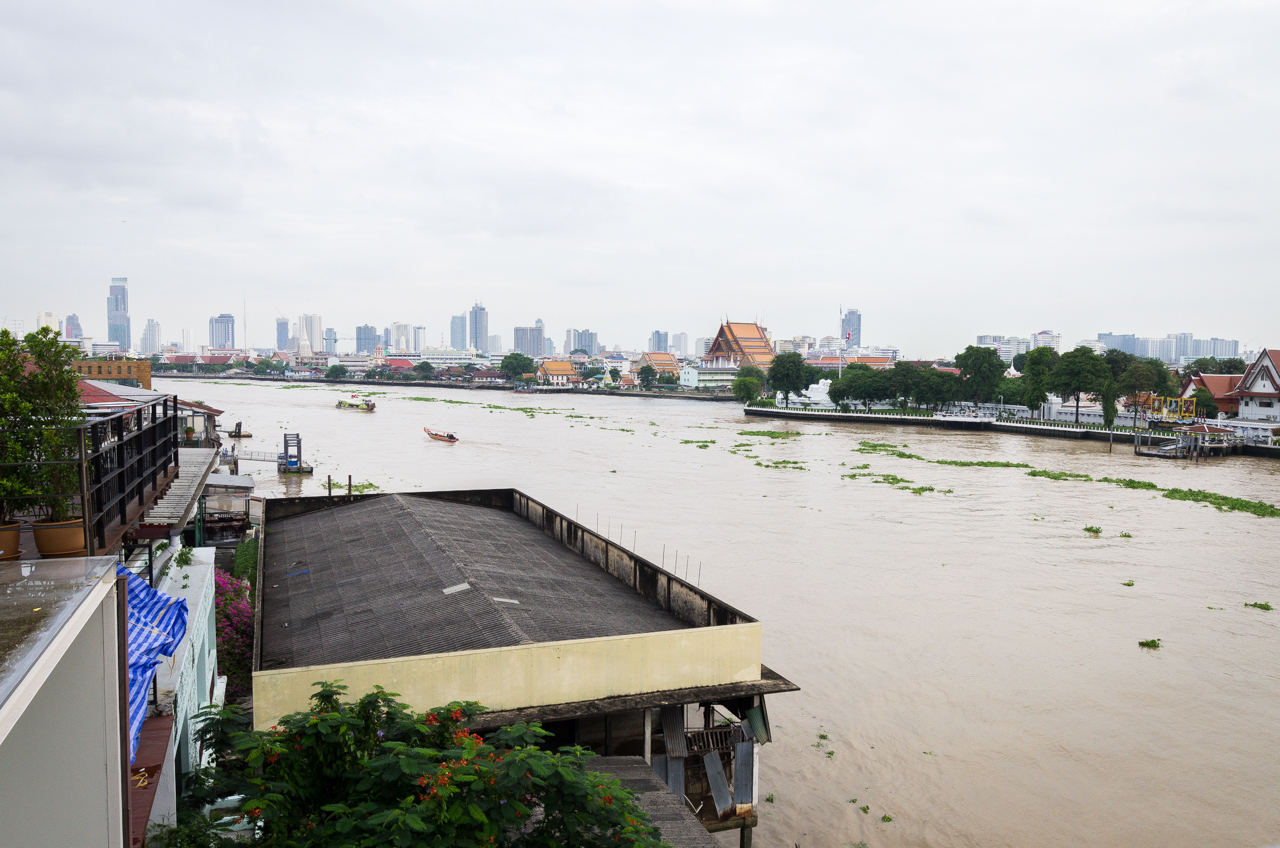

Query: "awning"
<box><xmin>118</xmin><ymin>566</ymin><xmax>187</xmax><ymax>764</ymax></box>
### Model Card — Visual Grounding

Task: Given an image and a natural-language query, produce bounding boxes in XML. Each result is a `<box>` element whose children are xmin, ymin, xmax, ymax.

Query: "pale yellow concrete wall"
<box><xmin>253</xmin><ymin>623</ymin><xmax>761</xmax><ymax>730</ymax></box>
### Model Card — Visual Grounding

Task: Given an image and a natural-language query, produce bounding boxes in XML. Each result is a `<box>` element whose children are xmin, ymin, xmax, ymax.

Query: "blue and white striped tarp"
<box><xmin>117</xmin><ymin>565</ymin><xmax>188</xmax><ymax>765</ymax></box>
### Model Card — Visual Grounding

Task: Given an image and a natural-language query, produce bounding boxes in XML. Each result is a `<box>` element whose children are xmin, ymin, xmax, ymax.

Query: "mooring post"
<box><xmin>347</xmin><ymin>475</ymin><xmax>352</xmax><ymax>496</ymax></box>
<box><xmin>327</xmin><ymin>474</ymin><xmax>332</xmax><ymax>497</ymax></box>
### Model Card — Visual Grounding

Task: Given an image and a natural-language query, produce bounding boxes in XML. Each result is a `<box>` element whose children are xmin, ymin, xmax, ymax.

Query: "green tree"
<box><xmin>1051</xmin><ymin>346</ymin><xmax>1109</xmax><ymax>423</ymax></box>
<box><xmin>736</xmin><ymin>364</ymin><xmax>767</xmax><ymax>389</ymax></box>
<box><xmin>731</xmin><ymin>376</ymin><xmax>761</xmax><ymax>405</ymax></box>
<box><xmin>995</xmin><ymin>375</ymin><xmax>1025</xmax><ymax>407</ymax></box>
<box><xmin>768</xmin><ymin>351</ymin><xmax>807</xmax><ymax>407</ymax></box>
<box><xmin>1097</xmin><ymin>377</ymin><xmax>1120</xmax><ymax>451</ymax></box>
<box><xmin>1011</xmin><ymin>352</ymin><xmax>1029</xmax><ymax>373</ymax></box>
<box><xmin>166</xmin><ymin>682</ymin><xmax>665</xmax><ymax>847</ymax></box>
<box><xmin>656</xmin><ymin>373</ymin><xmax>677</xmax><ymax>385</ymax></box>
<box><xmin>890</xmin><ymin>361</ymin><xmax>920</xmax><ymax>409</ymax></box>
<box><xmin>413</xmin><ymin>361</ymin><xmax>435</xmax><ymax>379</ymax></box>
<box><xmin>608</xmin><ymin>368</ymin><xmax>621</xmax><ymax>382</ymax></box>
<box><xmin>499</xmin><ymin>352</ymin><xmax>536</xmax><ymax>380</ymax></box>
<box><xmin>324</xmin><ymin>364</ymin><xmax>349</xmax><ymax>380</ymax></box>
<box><xmin>954</xmin><ymin>345</ymin><xmax>1006</xmax><ymax>404</ymax></box>
<box><xmin>1187</xmin><ymin>356</ymin><xmax>1247</xmax><ymax>376</ymax></box>
<box><xmin>570</xmin><ymin>348</ymin><xmax>590</xmax><ymax>356</ymax></box>
<box><xmin>1102</xmin><ymin>349</ymin><xmax>1136</xmax><ymax>380</ymax></box>
<box><xmin>829</xmin><ymin>366</ymin><xmax>891</xmax><ymax>411</ymax></box>
<box><xmin>1192</xmin><ymin>386</ymin><xmax>1219</xmax><ymax>419</ymax></box>
<box><xmin>1021</xmin><ymin>346</ymin><xmax>1057</xmax><ymax>417</ymax></box>
<box><xmin>636</xmin><ymin>364</ymin><xmax>657</xmax><ymax>389</ymax></box>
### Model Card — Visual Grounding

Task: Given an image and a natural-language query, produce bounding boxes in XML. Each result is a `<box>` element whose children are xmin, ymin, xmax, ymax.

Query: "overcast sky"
<box><xmin>2</xmin><ymin>0</ymin><xmax>1277</xmax><ymax>357</ymax></box>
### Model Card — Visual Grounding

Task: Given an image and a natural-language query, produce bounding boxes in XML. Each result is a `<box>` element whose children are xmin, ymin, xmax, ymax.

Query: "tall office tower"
<box><xmin>487</xmin><ymin>334</ymin><xmax>502</xmax><ymax>355</ymax></box>
<box><xmin>450</xmin><ymin>315</ymin><xmax>467</xmax><ymax>350</ymax></box>
<box><xmin>389</xmin><ymin>322</ymin><xmax>411</xmax><ymax>353</ymax></box>
<box><xmin>513</xmin><ymin>323</ymin><xmax>545</xmax><ymax>357</ymax></box>
<box><xmin>140</xmin><ymin>319</ymin><xmax>162</xmax><ymax>355</ymax></box>
<box><xmin>841</xmin><ymin>309</ymin><xmax>861</xmax><ymax>348</ymax></box>
<box><xmin>64</xmin><ymin>314</ymin><xmax>83</xmax><ymax>340</ymax></box>
<box><xmin>107</xmin><ymin>278</ymin><xmax>130</xmax><ymax>351</ymax></box>
<box><xmin>412</xmin><ymin>326</ymin><xmax>427</xmax><ymax>353</ymax></box>
<box><xmin>209</xmin><ymin>314</ymin><xmax>236</xmax><ymax>349</ymax></box>
<box><xmin>276</xmin><ymin>318</ymin><xmax>289</xmax><ymax>351</ymax></box>
<box><xmin>1031</xmin><ymin>331</ymin><xmax>1061</xmax><ymax>352</ymax></box>
<box><xmin>35</xmin><ymin>311</ymin><xmax>58</xmax><ymax>332</ymax></box>
<box><xmin>670</xmin><ymin>332</ymin><xmax>688</xmax><ymax>356</ymax></box>
<box><xmin>355</xmin><ymin>325</ymin><xmax>378</xmax><ymax>355</ymax></box>
<box><xmin>181</xmin><ymin>329</ymin><xmax>192</xmax><ymax>352</ymax></box>
<box><xmin>469</xmin><ymin>304</ymin><xmax>489</xmax><ymax>352</ymax></box>
<box><xmin>649</xmin><ymin>331</ymin><xmax>668</xmax><ymax>353</ymax></box>
<box><xmin>1167</xmin><ymin>333</ymin><xmax>1193</xmax><ymax>361</ymax></box>
<box><xmin>695</xmin><ymin>337</ymin><xmax>711</xmax><ymax>357</ymax></box>
<box><xmin>298</xmin><ymin>314</ymin><xmax>324</xmax><ymax>355</ymax></box>
<box><xmin>544</xmin><ymin>338</ymin><xmax>556</xmax><ymax>356</ymax></box>
<box><xmin>1096</xmin><ymin>333</ymin><xmax>1137</xmax><ymax>355</ymax></box>
<box><xmin>324</xmin><ymin>328</ymin><xmax>338</xmax><ymax>354</ymax></box>
<box><xmin>382</xmin><ymin>327</ymin><xmax>391</xmax><ymax>349</ymax></box>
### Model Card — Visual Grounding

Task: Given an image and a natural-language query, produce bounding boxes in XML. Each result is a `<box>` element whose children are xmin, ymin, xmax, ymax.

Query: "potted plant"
<box><xmin>184</xmin><ymin>425</ymin><xmax>196</xmax><ymax>444</ymax></box>
<box><xmin>21</xmin><ymin>328</ymin><xmax>87</xmax><ymax>558</ymax></box>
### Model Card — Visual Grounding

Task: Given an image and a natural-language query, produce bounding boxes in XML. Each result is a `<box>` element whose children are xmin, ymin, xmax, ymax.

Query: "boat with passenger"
<box><xmin>425</xmin><ymin>428</ymin><xmax>458</xmax><ymax>443</ymax></box>
<box><xmin>336</xmin><ymin>395</ymin><xmax>376</xmax><ymax>412</ymax></box>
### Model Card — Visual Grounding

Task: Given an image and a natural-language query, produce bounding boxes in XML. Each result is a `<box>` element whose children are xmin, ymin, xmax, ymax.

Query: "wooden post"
<box><xmin>348</xmin><ymin>475</ymin><xmax>352</xmax><ymax>496</ymax></box>
<box><xmin>327</xmin><ymin>475</ymin><xmax>332</xmax><ymax>497</ymax></box>
<box><xmin>644</xmin><ymin>708</ymin><xmax>652</xmax><ymax>764</ymax></box>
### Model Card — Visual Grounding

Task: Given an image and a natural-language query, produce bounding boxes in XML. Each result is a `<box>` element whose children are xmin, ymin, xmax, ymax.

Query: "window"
<box><xmin>1260</xmin><ymin>400</ymin><xmax>1274</xmax><ymax>408</ymax></box>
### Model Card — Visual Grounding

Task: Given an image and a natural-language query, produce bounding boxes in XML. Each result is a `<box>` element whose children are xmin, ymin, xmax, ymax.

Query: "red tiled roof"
<box><xmin>386</xmin><ymin>359</ymin><xmax>415</xmax><ymax>368</ymax></box>
<box><xmin>78</xmin><ymin>381</ymin><xmax>132</xmax><ymax>405</ymax></box>
<box><xmin>178</xmin><ymin>399</ymin><xmax>224</xmax><ymax>416</ymax></box>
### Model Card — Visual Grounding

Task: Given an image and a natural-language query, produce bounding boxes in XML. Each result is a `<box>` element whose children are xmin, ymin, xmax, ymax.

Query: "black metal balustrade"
<box><xmin>0</xmin><ymin>396</ymin><xmax>180</xmax><ymax>556</ymax></box>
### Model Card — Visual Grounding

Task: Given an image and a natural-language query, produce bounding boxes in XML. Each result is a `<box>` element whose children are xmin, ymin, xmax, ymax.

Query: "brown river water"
<box><xmin>165</xmin><ymin>378</ymin><xmax>1280</xmax><ymax>848</ymax></box>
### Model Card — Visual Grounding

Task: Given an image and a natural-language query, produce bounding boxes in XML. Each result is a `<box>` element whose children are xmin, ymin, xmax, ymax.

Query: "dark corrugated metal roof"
<box><xmin>590</xmin><ymin>757</ymin><xmax>721</xmax><ymax>848</ymax></box>
<box><xmin>260</xmin><ymin>494</ymin><xmax>689</xmax><ymax>671</ymax></box>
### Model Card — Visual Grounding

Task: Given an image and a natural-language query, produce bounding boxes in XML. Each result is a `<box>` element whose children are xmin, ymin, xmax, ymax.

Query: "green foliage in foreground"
<box><xmin>1098</xmin><ymin>477</ymin><xmax>1160</xmax><ymax>490</ymax></box>
<box><xmin>1161</xmin><ymin>489</ymin><xmax>1280</xmax><ymax>518</ymax></box>
<box><xmin>1026</xmin><ymin>470</ymin><xmax>1093</xmax><ymax>481</ymax></box>
<box><xmin>160</xmin><ymin>682</ymin><xmax>666</xmax><ymax>847</ymax></box>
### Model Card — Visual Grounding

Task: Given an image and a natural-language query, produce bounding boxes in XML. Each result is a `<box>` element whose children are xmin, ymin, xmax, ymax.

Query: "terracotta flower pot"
<box><xmin>0</xmin><ymin>521</ymin><xmax>21</xmax><ymax>561</ymax></box>
<box><xmin>32</xmin><ymin>519</ymin><xmax>87</xmax><ymax>559</ymax></box>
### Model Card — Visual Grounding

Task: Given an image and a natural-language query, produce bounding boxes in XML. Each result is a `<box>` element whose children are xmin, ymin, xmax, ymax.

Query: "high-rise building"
<box><xmin>276</xmin><ymin>318</ymin><xmax>289</xmax><ymax>351</ymax></box>
<box><xmin>1137</xmin><ymin>337</ymin><xmax>1176</xmax><ymax>363</ymax></box>
<box><xmin>324</xmin><ymin>328</ymin><xmax>338</xmax><ymax>354</ymax></box>
<box><xmin>35</xmin><ymin>311</ymin><xmax>58</xmax><ymax>332</ymax></box>
<box><xmin>997</xmin><ymin>337</ymin><xmax>1030</xmax><ymax>363</ymax></box>
<box><xmin>544</xmin><ymin>338</ymin><xmax>556</xmax><ymax>356</ymax></box>
<box><xmin>298</xmin><ymin>315</ymin><xmax>324</xmax><ymax>355</ymax></box>
<box><xmin>382</xmin><ymin>328</ymin><xmax>391</xmax><ymax>350</ymax></box>
<box><xmin>1167</xmin><ymin>333</ymin><xmax>1193</xmax><ymax>361</ymax></box>
<box><xmin>649</xmin><ymin>331</ymin><xmax>668</xmax><ymax>353</ymax></box>
<box><xmin>209</xmin><ymin>314</ymin><xmax>235</xmax><ymax>349</ymax></box>
<box><xmin>107</xmin><ymin>278</ymin><xmax>130</xmax><ymax>351</ymax></box>
<box><xmin>670</xmin><ymin>332</ymin><xmax>688</xmax><ymax>356</ymax></box>
<box><xmin>841</xmin><ymin>309</ymin><xmax>861</xmax><ymax>348</ymax></box>
<box><xmin>412</xmin><ymin>326</ymin><xmax>427</xmax><ymax>353</ymax></box>
<box><xmin>390</xmin><ymin>322</ymin><xmax>412</xmax><ymax>353</ymax></box>
<box><xmin>450</xmin><ymin>315</ymin><xmax>467</xmax><ymax>350</ymax></box>
<box><xmin>513</xmin><ymin>323</ymin><xmax>545</xmax><ymax>357</ymax></box>
<box><xmin>63</xmin><ymin>314</ymin><xmax>82</xmax><ymax>340</ymax></box>
<box><xmin>1097</xmin><ymin>333</ymin><xmax>1137</xmax><ymax>355</ymax></box>
<box><xmin>564</xmin><ymin>329</ymin><xmax>599</xmax><ymax>356</ymax></box>
<box><xmin>694</xmin><ymin>337</ymin><xmax>712</xmax><ymax>357</ymax></box>
<box><xmin>140</xmin><ymin>319</ymin><xmax>162</xmax><ymax>355</ymax></box>
<box><xmin>488</xmin><ymin>334</ymin><xmax>501</xmax><ymax>355</ymax></box>
<box><xmin>355</xmin><ymin>325</ymin><xmax>378</xmax><ymax>355</ymax></box>
<box><xmin>469</xmin><ymin>304</ymin><xmax>489</xmax><ymax>353</ymax></box>
<box><xmin>976</xmin><ymin>335</ymin><xmax>1004</xmax><ymax>346</ymax></box>
<box><xmin>1031</xmin><ymin>331</ymin><xmax>1061</xmax><ymax>352</ymax></box>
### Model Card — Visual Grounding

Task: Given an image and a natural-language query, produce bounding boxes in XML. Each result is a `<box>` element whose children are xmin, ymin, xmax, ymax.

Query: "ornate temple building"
<box><xmin>700</xmin><ymin>323</ymin><xmax>774</xmax><ymax>371</ymax></box>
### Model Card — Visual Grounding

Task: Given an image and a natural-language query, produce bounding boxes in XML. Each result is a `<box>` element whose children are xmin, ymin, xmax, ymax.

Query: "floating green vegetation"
<box><xmin>849</xmin><ymin>463</ymin><xmax>870</xmax><ymax>470</ymax></box>
<box><xmin>756</xmin><ymin>459</ymin><xmax>807</xmax><ymax>470</ymax></box>
<box><xmin>933</xmin><ymin>459</ymin><xmax>1033</xmax><ymax>468</ymax></box>
<box><xmin>680</xmin><ymin>439</ymin><xmax>716</xmax><ymax>445</ymax></box>
<box><xmin>1122</xmin><ymin>580</ymin><xmax>1134</xmax><ymax>587</ymax></box>
<box><xmin>764</xmin><ymin>794</ymin><xmax>774</xmax><ymax>804</ymax></box>
<box><xmin>882</xmin><ymin>814</ymin><xmax>894</xmax><ymax>823</ymax></box>
<box><xmin>874</xmin><ymin>474</ymin><xmax>912</xmax><ymax>486</ymax></box>
<box><xmin>903</xmin><ymin>485</ymin><xmax>936</xmax><ymax>495</ymax></box>
<box><xmin>1208</xmin><ymin>606</ymin><xmax>1223</xmax><ymax>610</ymax></box>
<box><xmin>697</xmin><ymin>444</ymin><xmax>709</xmax><ymax>449</ymax></box>
<box><xmin>1099</xmin><ymin>477</ymin><xmax>1160</xmax><ymax>490</ymax></box>
<box><xmin>1162</xmin><ymin>488</ymin><xmax>1280</xmax><ymax>518</ymax></box>
<box><xmin>1084</xmin><ymin>525</ymin><xmax>1102</xmax><ymax>535</ymax></box>
<box><xmin>405</xmin><ymin>396</ymin><xmax>475</xmax><ymax>404</ymax></box>
<box><xmin>1027</xmin><ymin>470</ymin><xmax>1093</xmax><ymax>481</ymax></box>
<box><xmin>1138</xmin><ymin>638</ymin><xmax>1162</xmax><ymax>649</ymax></box>
<box><xmin>348</xmin><ymin>481</ymin><xmax>381</xmax><ymax>494</ymax></box>
<box><xmin>1244</xmin><ymin>602</ymin><xmax>1273</xmax><ymax>611</ymax></box>
<box><xmin>739</xmin><ymin>429</ymin><xmax>800</xmax><ymax>438</ymax></box>
<box><xmin>855</xmin><ymin>441</ymin><xmax>926</xmax><ymax>460</ymax></box>
<box><xmin>847</xmin><ymin>798</ymin><xmax>858</xmax><ymax>804</ymax></box>
<box><xmin>860</xmin><ymin>805</ymin><xmax>870</xmax><ymax>815</ymax></box>
<box><xmin>940</xmin><ymin>488</ymin><xmax>954</xmax><ymax>494</ymax></box>
<box><xmin>859</xmin><ymin>441</ymin><xmax>898</xmax><ymax>450</ymax></box>
<box><xmin>280</xmin><ymin>384</ymin><xmax>312</xmax><ymax>389</ymax></box>
<box><xmin>1119</xmin><ymin>531</ymin><xmax>1133</xmax><ymax>538</ymax></box>
<box><xmin>825</xmin><ymin>750</ymin><xmax>835</xmax><ymax>759</ymax></box>
<box><xmin>732</xmin><ymin>442</ymin><xmax>754</xmax><ymax>448</ymax></box>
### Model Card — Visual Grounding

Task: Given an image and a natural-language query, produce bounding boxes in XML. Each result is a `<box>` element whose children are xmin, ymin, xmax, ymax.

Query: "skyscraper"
<box><xmin>412</xmin><ymin>326</ymin><xmax>427</xmax><ymax>353</ymax></box>
<box><xmin>513</xmin><ymin>323</ymin><xmax>545</xmax><ymax>357</ymax></box>
<box><xmin>299</xmin><ymin>314</ymin><xmax>324</xmax><ymax>355</ymax></box>
<box><xmin>324</xmin><ymin>328</ymin><xmax>338</xmax><ymax>354</ymax></box>
<box><xmin>140</xmin><ymin>319</ymin><xmax>162</xmax><ymax>355</ymax></box>
<box><xmin>1031</xmin><ymin>331</ymin><xmax>1061</xmax><ymax>352</ymax></box>
<box><xmin>209</xmin><ymin>314</ymin><xmax>235</xmax><ymax>349</ymax></box>
<box><xmin>469</xmin><ymin>304</ymin><xmax>489</xmax><ymax>353</ymax></box>
<box><xmin>63</xmin><ymin>314</ymin><xmax>82</xmax><ymax>340</ymax></box>
<box><xmin>356</xmin><ymin>325</ymin><xmax>378</xmax><ymax>355</ymax></box>
<box><xmin>488</xmin><ymin>335</ymin><xmax>501</xmax><ymax>355</ymax></box>
<box><xmin>841</xmin><ymin>309</ymin><xmax>861</xmax><ymax>348</ymax></box>
<box><xmin>107</xmin><ymin>278</ymin><xmax>130</xmax><ymax>351</ymax></box>
<box><xmin>670</xmin><ymin>332</ymin><xmax>688</xmax><ymax>356</ymax></box>
<box><xmin>450</xmin><ymin>315</ymin><xmax>467</xmax><ymax>350</ymax></box>
<box><xmin>276</xmin><ymin>318</ymin><xmax>289</xmax><ymax>351</ymax></box>
<box><xmin>649</xmin><ymin>331</ymin><xmax>668</xmax><ymax>353</ymax></box>
<box><xmin>35</xmin><ymin>311</ymin><xmax>58</xmax><ymax>332</ymax></box>
<box><xmin>390</xmin><ymin>323</ymin><xmax>412</xmax><ymax>353</ymax></box>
